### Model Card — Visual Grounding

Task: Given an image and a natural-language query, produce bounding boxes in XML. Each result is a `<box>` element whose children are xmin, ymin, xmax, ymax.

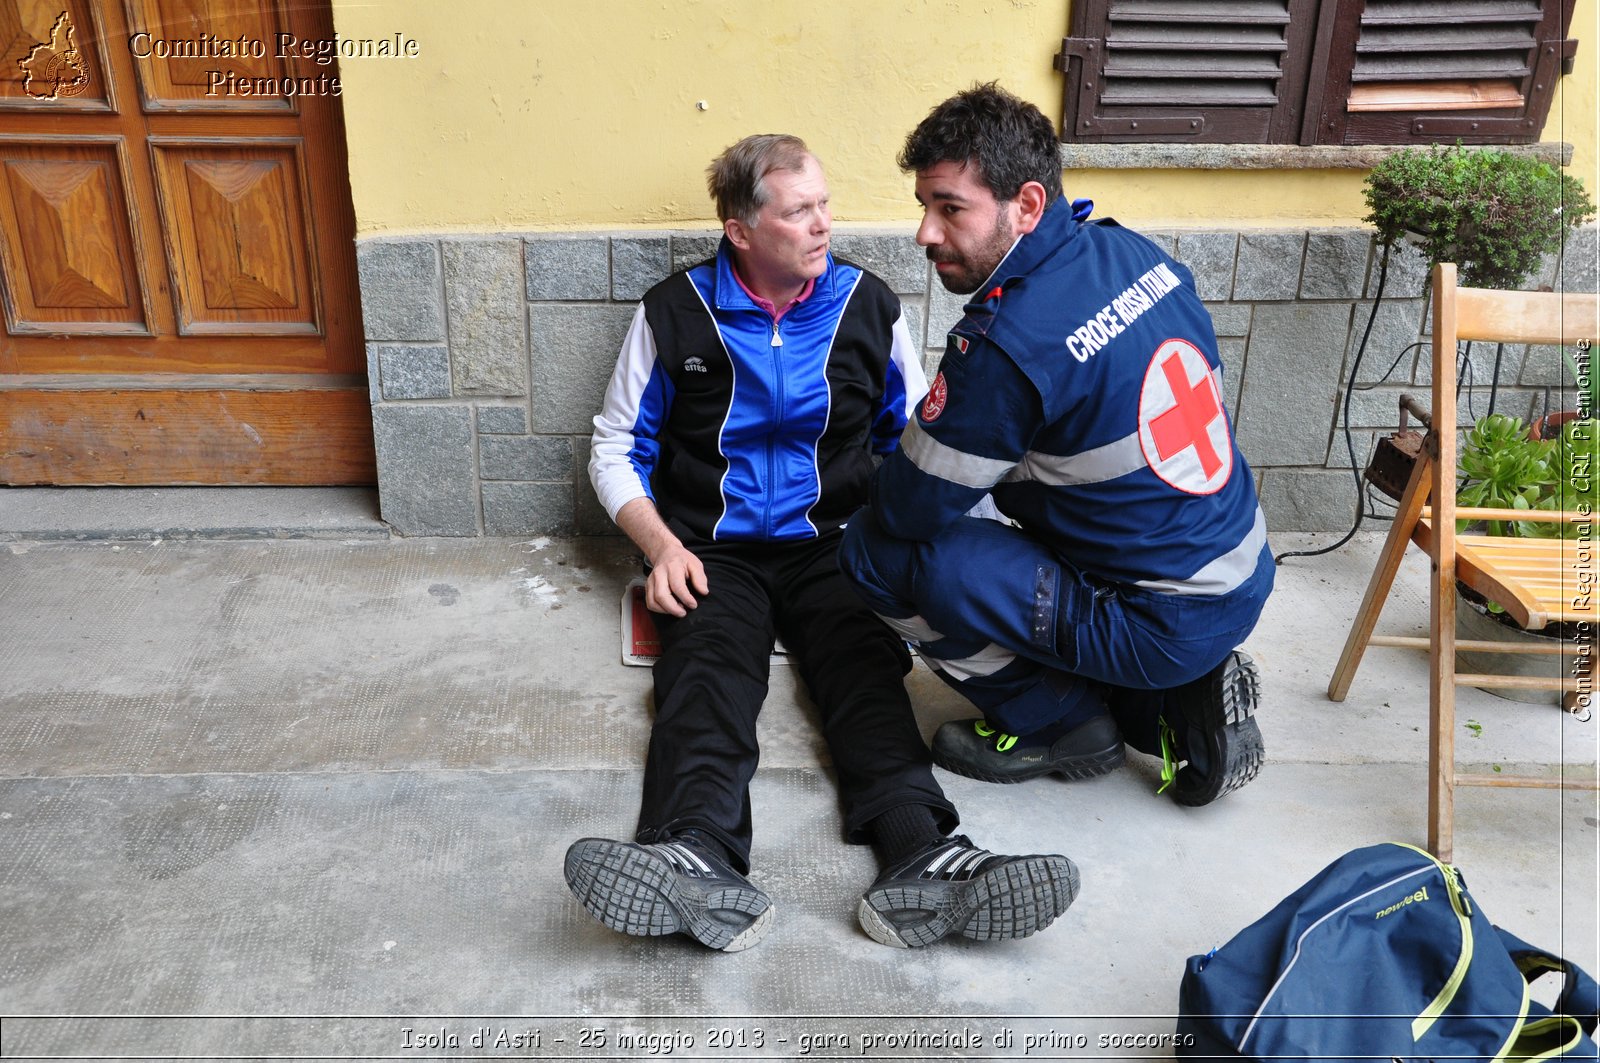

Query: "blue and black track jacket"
<box><xmin>870</xmin><ymin>198</ymin><xmax>1268</xmax><ymax>596</ymax></box>
<box><xmin>591</xmin><ymin>240</ymin><xmax>926</xmax><ymax>543</ymax></box>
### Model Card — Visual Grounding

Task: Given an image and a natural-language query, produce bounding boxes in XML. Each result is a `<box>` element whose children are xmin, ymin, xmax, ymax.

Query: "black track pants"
<box><xmin>634</xmin><ymin>530</ymin><xmax>958</xmax><ymax>872</ymax></box>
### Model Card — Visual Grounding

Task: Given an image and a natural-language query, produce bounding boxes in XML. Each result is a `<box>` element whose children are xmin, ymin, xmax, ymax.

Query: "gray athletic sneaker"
<box><xmin>564</xmin><ymin>833</ymin><xmax>773</xmax><ymax>952</ymax></box>
<box><xmin>857</xmin><ymin>835</ymin><xmax>1079</xmax><ymax>948</ymax></box>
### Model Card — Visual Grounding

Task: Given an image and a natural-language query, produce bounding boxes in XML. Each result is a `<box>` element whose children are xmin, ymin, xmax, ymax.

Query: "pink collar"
<box><xmin>732</xmin><ymin>268</ymin><xmax>815</xmax><ymax>322</ymax></box>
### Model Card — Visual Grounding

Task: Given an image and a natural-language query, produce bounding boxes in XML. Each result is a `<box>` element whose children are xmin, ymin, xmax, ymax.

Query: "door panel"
<box><xmin>151</xmin><ymin>139</ymin><xmax>319</xmax><ymax>334</ymax></box>
<box><xmin>0</xmin><ymin>0</ymin><xmax>373</xmax><ymax>485</ymax></box>
<box><xmin>2</xmin><ymin>0</ymin><xmax>114</xmax><ymax>111</ymax></box>
<box><xmin>127</xmin><ymin>0</ymin><xmax>294</xmax><ymax>111</ymax></box>
<box><xmin>0</xmin><ymin>139</ymin><xmax>149</xmax><ymax>332</ymax></box>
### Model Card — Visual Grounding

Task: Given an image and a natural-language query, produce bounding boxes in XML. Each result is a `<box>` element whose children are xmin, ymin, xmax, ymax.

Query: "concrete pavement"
<box><xmin>0</xmin><ymin>516</ymin><xmax>1595</xmax><ymax>1060</ymax></box>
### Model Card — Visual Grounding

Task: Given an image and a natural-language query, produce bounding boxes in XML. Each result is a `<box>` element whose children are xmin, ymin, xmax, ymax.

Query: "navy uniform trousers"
<box><xmin>636</xmin><ymin>527</ymin><xmax>958</xmax><ymax>873</ymax></box>
<box><xmin>839</xmin><ymin>512</ymin><xmax>1273</xmax><ymax>739</ymax></box>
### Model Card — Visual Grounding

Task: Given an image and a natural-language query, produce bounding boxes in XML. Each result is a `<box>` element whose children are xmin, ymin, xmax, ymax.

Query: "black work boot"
<box><xmin>1165</xmin><ymin>650</ymin><xmax>1264</xmax><ymax>806</ymax></box>
<box><xmin>857</xmin><ymin>835</ymin><xmax>1079</xmax><ymax>948</ymax></box>
<box><xmin>930</xmin><ymin>713</ymin><xmax>1124</xmax><ymax>783</ymax></box>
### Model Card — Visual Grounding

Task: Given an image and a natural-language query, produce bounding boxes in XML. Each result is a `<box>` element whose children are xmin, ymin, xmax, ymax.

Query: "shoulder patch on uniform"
<box><xmin>1137</xmin><ymin>338</ymin><xmax>1232</xmax><ymax>495</ymax></box>
<box><xmin>921</xmin><ymin>372</ymin><xmax>949</xmax><ymax>423</ymax></box>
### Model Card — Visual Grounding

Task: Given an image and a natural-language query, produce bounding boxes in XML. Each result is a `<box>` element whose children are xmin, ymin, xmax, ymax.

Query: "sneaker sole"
<box><xmin>563</xmin><ymin>839</ymin><xmax>773</xmax><ymax>952</ymax></box>
<box><xmin>857</xmin><ymin>854</ymin><xmax>1080</xmax><ymax>948</ymax></box>
<box><xmin>932</xmin><ymin>741</ymin><xmax>1125</xmax><ymax>785</ymax></box>
<box><xmin>1172</xmin><ymin>651</ymin><xmax>1264</xmax><ymax>807</ymax></box>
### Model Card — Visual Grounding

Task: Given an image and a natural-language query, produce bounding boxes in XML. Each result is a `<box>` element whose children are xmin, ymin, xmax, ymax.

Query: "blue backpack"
<box><xmin>1177</xmin><ymin>842</ymin><xmax>1599</xmax><ymax>1060</ymax></box>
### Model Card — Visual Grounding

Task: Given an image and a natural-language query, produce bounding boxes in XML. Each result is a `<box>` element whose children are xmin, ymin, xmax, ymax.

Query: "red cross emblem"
<box><xmin>1137</xmin><ymin>339</ymin><xmax>1232</xmax><ymax>495</ymax></box>
<box><xmin>921</xmin><ymin>372</ymin><xmax>948</xmax><ymax>422</ymax></box>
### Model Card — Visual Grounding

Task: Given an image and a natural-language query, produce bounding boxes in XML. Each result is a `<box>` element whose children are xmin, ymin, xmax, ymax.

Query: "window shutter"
<box><xmin>1311</xmin><ymin>0</ymin><xmax>1577</xmax><ymax>144</ymax></box>
<box><xmin>1057</xmin><ymin>0</ymin><xmax>1322</xmax><ymax>143</ymax></box>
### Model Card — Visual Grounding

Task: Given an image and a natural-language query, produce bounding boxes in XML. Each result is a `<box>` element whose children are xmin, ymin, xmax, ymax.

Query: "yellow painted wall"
<box><xmin>332</xmin><ymin>1</ymin><xmax>1599</xmax><ymax>235</ymax></box>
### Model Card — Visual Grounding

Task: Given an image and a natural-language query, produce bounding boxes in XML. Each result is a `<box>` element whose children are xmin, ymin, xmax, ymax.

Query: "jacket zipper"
<box><xmin>765</xmin><ymin>317</ymin><xmax>783</xmax><ymax>536</ymax></box>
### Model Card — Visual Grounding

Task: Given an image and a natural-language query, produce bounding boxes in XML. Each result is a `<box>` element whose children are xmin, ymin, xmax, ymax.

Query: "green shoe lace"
<box><xmin>972</xmin><ymin>719</ymin><xmax>1018</xmax><ymax>753</ymax></box>
<box><xmin>1157</xmin><ymin>716</ymin><xmax>1179</xmax><ymax>794</ymax></box>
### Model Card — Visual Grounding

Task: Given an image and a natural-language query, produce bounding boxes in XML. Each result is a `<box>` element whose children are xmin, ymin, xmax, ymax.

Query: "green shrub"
<box><xmin>1365</xmin><ymin>145</ymin><xmax>1595</xmax><ymax>290</ymax></box>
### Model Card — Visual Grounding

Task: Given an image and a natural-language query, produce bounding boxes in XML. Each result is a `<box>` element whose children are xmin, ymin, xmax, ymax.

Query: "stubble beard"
<box><xmin>930</xmin><ymin>216</ymin><xmax>1016</xmax><ymax>295</ymax></box>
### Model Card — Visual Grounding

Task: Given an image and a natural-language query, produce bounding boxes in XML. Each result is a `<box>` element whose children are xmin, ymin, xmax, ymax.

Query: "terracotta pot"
<box><xmin>1529</xmin><ymin>410</ymin><xmax>1580</xmax><ymax>441</ymax></box>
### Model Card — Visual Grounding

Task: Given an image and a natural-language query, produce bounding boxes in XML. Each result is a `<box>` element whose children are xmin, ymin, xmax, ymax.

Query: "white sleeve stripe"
<box><xmin>589</xmin><ymin>303</ymin><xmax>660</xmax><ymax>522</ymax></box>
<box><xmin>900</xmin><ymin>420</ymin><xmax>1014</xmax><ymax>489</ymax></box>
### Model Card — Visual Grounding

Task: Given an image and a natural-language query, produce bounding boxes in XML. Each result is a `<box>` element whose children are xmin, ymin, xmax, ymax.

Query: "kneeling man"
<box><xmin>842</xmin><ymin>85</ymin><xmax>1273</xmax><ymax>805</ymax></box>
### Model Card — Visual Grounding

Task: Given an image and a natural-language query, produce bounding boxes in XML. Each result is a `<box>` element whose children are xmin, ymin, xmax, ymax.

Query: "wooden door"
<box><xmin>0</xmin><ymin>0</ymin><xmax>374</xmax><ymax>484</ymax></box>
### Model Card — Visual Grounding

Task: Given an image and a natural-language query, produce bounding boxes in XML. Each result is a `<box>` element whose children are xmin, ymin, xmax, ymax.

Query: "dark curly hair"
<box><xmin>898</xmin><ymin>82</ymin><xmax>1061</xmax><ymax>206</ymax></box>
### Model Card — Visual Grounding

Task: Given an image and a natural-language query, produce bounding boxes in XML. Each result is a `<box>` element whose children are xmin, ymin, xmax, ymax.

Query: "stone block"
<box><xmin>1142</xmin><ymin>231</ymin><xmax>1177</xmax><ymax>258</ymax></box>
<box><xmin>372</xmin><ymin>405</ymin><xmax>477</xmax><ymax>536</ymax></box>
<box><xmin>612</xmin><ymin>236</ymin><xmax>671</xmax><ymax>301</ymax></box>
<box><xmin>1259</xmin><ymin>469</ymin><xmax>1362</xmax><ymax>534</ymax></box>
<box><xmin>528</xmin><ymin>305</ymin><xmax>638</xmax><ymax>434</ymax></box>
<box><xmin>573</xmin><ymin>436</ymin><xmax>614</xmax><ymax>536</ymax></box>
<box><xmin>1532</xmin><ymin>247</ymin><xmax>1562</xmax><ymax>290</ymax></box>
<box><xmin>671</xmin><ymin>233</ymin><xmax>722</xmax><ymax>274</ymax></box>
<box><xmin>525</xmin><ymin>235</ymin><xmax>609</xmax><ymax>300</ymax></box>
<box><xmin>1347</xmin><ymin>300</ymin><xmax>1425</xmax><ymax>385</ymax></box>
<box><xmin>1300</xmin><ymin>231</ymin><xmax>1371</xmax><ymax>300</ymax></box>
<box><xmin>1206</xmin><ymin>302</ymin><xmax>1251</xmax><ymax>338</ymax></box>
<box><xmin>479</xmin><ymin>434</ymin><xmax>575</xmax><ymax>482</ymax></box>
<box><xmin>1324</xmin><ymin>430</ymin><xmax>1376</xmax><ymax>471</ymax></box>
<box><xmin>1343</xmin><ymin>387</ymin><xmax>1416</xmax><ymax>430</ymax></box>
<box><xmin>365</xmin><ymin>343</ymin><xmax>382</xmax><ymax>405</ymax></box>
<box><xmin>1219</xmin><ymin>339</ymin><xmax>1245</xmax><ymax>419</ymax></box>
<box><xmin>1558</xmin><ymin>225</ymin><xmax>1599</xmax><ymax>293</ymax></box>
<box><xmin>357</xmin><ymin>240</ymin><xmax>444</xmax><ymax>342</ymax></box>
<box><xmin>376</xmin><ymin>343</ymin><xmax>451</xmax><ymax>400</ymax></box>
<box><xmin>831</xmin><ymin>232</ymin><xmax>926</xmax><ymax>294</ymax></box>
<box><xmin>1367</xmin><ymin>240</ymin><xmax>1429</xmax><ymax>299</ymax></box>
<box><xmin>482</xmin><ymin>482</ymin><xmax>576</xmax><ymax>537</ymax></box>
<box><xmin>477</xmin><ymin>405</ymin><xmax>530</xmax><ymax>435</ymax></box>
<box><xmin>1519</xmin><ymin>343</ymin><xmax>1578</xmax><ymax>388</ymax></box>
<box><xmin>1174</xmin><ymin>232</ymin><xmax>1237</xmax><ymax>302</ymax></box>
<box><xmin>926</xmin><ymin>283</ymin><xmax>969</xmax><ymax>347</ymax></box>
<box><xmin>901</xmin><ymin>301</ymin><xmax>926</xmax><ymax>360</ymax></box>
<box><xmin>1419</xmin><ymin>337</ymin><xmax>1527</xmax><ymax>392</ymax></box>
<box><xmin>444</xmin><ymin>240</ymin><xmax>526</xmax><ymax>396</ymax></box>
<box><xmin>1234</xmin><ymin>302</ymin><xmax>1353</xmax><ymax>466</ymax></box>
<box><xmin>1233</xmin><ymin>232</ymin><xmax>1305</xmax><ymax>301</ymax></box>
<box><xmin>1346</xmin><ymin>385</ymin><xmax>1483</xmax><ymax>430</ymax></box>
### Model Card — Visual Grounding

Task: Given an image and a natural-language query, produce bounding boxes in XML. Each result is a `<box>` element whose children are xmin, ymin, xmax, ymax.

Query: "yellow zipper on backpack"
<box><xmin>1396</xmin><ymin>844</ymin><xmax>1476</xmax><ymax>1041</ymax></box>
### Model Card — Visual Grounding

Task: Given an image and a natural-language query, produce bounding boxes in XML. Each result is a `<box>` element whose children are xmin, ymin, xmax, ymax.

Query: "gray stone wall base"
<box><xmin>357</xmin><ymin>225</ymin><xmax>1599</xmax><ymax>537</ymax></box>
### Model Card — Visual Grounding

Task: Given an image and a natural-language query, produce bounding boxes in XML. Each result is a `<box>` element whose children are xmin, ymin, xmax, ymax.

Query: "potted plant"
<box><xmin>1364</xmin><ymin>143</ymin><xmax>1596</xmax><ymax>291</ymax></box>
<box><xmin>1355</xmin><ymin>147</ymin><xmax>1594</xmax><ymax>509</ymax></box>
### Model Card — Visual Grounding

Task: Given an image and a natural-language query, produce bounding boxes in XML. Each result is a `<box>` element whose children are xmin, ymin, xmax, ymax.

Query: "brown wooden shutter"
<box><xmin>1057</xmin><ymin>0</ymin><xmax>1323</xmax><ymax>142</ymax></box>
<box><xmin>1309</xmin><ymin>0</ymin><xmax>1577</xmax><ymax>144</ymax></box>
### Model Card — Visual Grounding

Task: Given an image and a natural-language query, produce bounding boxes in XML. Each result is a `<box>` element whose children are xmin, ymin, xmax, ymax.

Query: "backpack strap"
<box><xmin>1497</xmin><ymin>925</ymin><xmax>1600</xmax><ymax>1035</ymax></box>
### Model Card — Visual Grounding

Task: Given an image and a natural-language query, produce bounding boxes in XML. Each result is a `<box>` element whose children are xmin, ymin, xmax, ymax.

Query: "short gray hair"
<box><xmin>706</xmin><ymin>134</ymin><xmax>813</xmax><ymax>226</ymax></box>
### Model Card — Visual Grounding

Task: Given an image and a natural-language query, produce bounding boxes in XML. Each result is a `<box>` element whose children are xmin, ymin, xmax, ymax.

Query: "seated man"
<box><xmin>565</xmin><ymin>133</ymin><xmax>1077</xmax><ymax>952</ymax></box>
<box><xmin>842</xmin><ymin>85</ymin><xmax>1272</xmax><ymax>806</ymax></box>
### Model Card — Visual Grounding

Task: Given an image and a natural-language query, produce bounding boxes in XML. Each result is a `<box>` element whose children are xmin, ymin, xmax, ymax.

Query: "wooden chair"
<box><xmin>1328</xmin><ymin>262</ymin><xmax>1600</xmax><ymax>861</ymax></box>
